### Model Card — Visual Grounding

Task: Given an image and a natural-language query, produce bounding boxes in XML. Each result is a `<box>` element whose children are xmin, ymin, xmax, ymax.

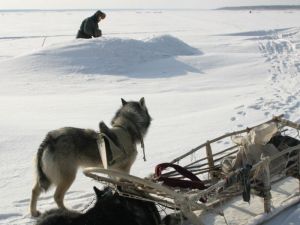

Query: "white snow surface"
<box><xmin>3</xmin><ymin>35</ymin><xmax>200</xmax><ymax>76</ymax></box>
<box><xmin>0</xmin><ymin>8</ymin><xmax>300</xmax><ymax>225</ymax></box>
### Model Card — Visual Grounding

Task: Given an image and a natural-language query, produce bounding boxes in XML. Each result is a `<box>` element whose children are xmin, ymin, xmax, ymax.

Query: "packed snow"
<box><xmin>1</xmin><ymin>35</ymin><xmax>200</xmax><ymax>76</ymax></box>
<box><xmin>0</xmin><ymin>8</ymin><xmax>300</xmax><ymax>225</ymax></box>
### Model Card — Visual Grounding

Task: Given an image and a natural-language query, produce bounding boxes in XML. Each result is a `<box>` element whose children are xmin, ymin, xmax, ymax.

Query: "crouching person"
<box><xmin>76</xmin><ymin>10</ymin><xmax>106</xmax><ymax>39</ymax></box>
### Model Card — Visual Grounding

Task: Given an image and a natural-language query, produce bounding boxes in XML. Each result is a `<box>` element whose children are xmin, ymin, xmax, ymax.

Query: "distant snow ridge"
<box><xmin>8</xmin><ymin>35</ymin><xmax>201</xmax><ymax>76</ymax></box>
<box><xmin>217</xmin><ymin>5</ymin><xmax>300</xmax><ymax>11</ymax></box>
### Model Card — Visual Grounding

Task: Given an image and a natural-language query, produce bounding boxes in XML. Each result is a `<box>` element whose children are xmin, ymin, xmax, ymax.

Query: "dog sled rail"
<box><xmin>83</xmin><ymin>115</ymin><xmax>300</xmax><ymax>225</ymax></box>
<box><xmin>167</xmin><ymin>115</ymin><xmax>300</xmax><ymax>180</ymax></box>
<box><xmin>170</xmin><ymin>116</ymin><xmax>285</xmax><ymax>164</ymax></box>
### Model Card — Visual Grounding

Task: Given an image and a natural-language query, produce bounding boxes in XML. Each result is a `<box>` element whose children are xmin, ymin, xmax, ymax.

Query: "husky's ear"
<box><xmin>139</xmin><ymin>97</ymin><xmax>146</xmax><ymax>107</ymax></box>
<box><xmin>121</xmin><ymin>98</ymin><xmax>127</xmax><ymax>106</ymax></box>
<box><xmin>93</xmin><ymin>186</ymin><xmax>105</xmax><ymax>199</ymax></box>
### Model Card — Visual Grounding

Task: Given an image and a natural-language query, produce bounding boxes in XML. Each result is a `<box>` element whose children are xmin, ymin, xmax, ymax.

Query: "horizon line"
<box><xmin>1</xmin><ymin>4</ymin><xmax>300</xmax><ymax>12</ymax></box>
<box><xmin>0</xmin><ymin>8</ymin><xmax>207</xmax><ymax>11</ymax></box>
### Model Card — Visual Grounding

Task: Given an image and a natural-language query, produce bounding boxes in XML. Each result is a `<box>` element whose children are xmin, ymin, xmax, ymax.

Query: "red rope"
<box><xmin>155</xmin><ymin>163</ymin><xmax>207</xmax><ymax>202</ymax></box>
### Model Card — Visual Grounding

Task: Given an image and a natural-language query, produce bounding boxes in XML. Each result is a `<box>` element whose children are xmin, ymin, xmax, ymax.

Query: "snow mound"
<box><xmin>6</xmin><ymin>35</ymin><xmax>201</xmax><ymax>76</ymax></box>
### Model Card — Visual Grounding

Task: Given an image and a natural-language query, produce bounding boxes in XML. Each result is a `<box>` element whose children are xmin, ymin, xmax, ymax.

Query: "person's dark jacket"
<box><xmin>76</xmin><ymin>11</ymin><xmax>103</xmax><ymax>39</ymax></box>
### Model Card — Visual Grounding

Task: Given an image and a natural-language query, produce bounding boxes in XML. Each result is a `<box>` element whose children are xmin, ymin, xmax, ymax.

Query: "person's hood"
<box><xmin>92</xmin><ymin>10</ymin><xmax>104</xmax><ymax>21</ymax></box>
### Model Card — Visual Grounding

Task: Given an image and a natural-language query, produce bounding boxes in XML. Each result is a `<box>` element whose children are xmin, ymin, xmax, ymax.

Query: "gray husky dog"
<box><xmin>30</xmin><ymin>98</ymin><xmax>152</xmax><ymax>217</ymax></box>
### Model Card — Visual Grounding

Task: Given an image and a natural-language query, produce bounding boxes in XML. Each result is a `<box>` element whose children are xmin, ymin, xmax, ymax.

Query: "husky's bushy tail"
<box><xmin>36</xmin><ymin>134</ymin><xmax>52</xmax><ymax>191</ymax></box>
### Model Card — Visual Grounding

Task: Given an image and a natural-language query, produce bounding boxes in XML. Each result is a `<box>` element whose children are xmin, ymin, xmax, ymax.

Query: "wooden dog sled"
<box><xmin>83</xmin><ymin>115</ymin><xmax>300</xmax><ymax>225</ymax></box>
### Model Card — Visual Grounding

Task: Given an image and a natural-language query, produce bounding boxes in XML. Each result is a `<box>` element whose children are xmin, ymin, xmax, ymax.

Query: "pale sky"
<box><xmin>0</xmin><ymin>0</ymin><xmax>300</xmax><ymax>10</ymax></box>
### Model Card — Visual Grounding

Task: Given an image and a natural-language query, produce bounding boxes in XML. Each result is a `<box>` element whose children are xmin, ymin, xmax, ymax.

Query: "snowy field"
<box><xmin>0</xmin><ymin>8</ymin><xmax>300</xmax><ymax>225</ymax></box>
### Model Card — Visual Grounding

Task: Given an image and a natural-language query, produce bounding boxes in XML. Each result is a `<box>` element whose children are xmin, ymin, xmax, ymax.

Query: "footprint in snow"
<box><xmin>237</xmin><ymin>111</ymin><xmax>246</xmax><ymax>116</ymax></box>
<box><xmin>248</xmin><ymin>104</ymin><xmax>261</xmax><ymax>110</ymax></box>
<box><xmin>234</xmin><ymin>105</ymin><xmax>245</xmax><ymax>109</ymax></box>
<box><xmin>0</xmin><ymin>213</ymin><xmax>22</xmax><ymax>220</ymax></box>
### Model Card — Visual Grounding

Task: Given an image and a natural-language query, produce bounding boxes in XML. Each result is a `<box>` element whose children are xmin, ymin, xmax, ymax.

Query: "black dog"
<box><xmin>269</xmin><ymin>134</ymin><xmax>300</xmax><ymax>177</ymax></box>
<box><xmin>36</xmin><ymin>186</ymin><xmax>161</xmax><ymax>225</ymax></box>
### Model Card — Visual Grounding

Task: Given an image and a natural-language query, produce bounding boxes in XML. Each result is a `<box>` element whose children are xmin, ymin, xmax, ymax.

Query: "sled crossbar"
<box><xmin>171</xmin><ymin>115</ymin><xmax>285</xmax><ymax>164</ymax></box>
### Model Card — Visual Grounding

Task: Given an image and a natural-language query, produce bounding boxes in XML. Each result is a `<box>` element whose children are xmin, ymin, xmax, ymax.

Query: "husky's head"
<box><xmin>111</xmin><ymin>97</ymin><xmax>152</xmax><ymax>137</ymax></box>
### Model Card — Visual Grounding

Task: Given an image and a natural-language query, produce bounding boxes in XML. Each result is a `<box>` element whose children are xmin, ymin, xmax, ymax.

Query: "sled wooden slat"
<box><xmin>211</xmin><ymin>145</ymin><xmax>239</xmax><ymax>158</ymax></box>
<box><xmin>166</xmin><ymin>150</ymin><xmax>238</xmax><ymax>178</ymax></box>
<box><xmin>165</xmin><ymin>149</ymin><xmax>238</xmax><ymax>178</ymax></box>
<box><xmin>206</xmin><ymin>141</ymin><xmax>215</xmax><ymax>180</ymax></box>
<box><xmin>84</xmin><ymin>168</ymin><xmax>202</xmax><ymax>205</ymax></box>
<box><xmin>171</xmin><ymin>115</ymin><xmax>284</xmax><ymax>164</ymax></box>
<box><xmin>269</xmin><ymin>144</ymin><xmax>300</xmax><ymax>161</ymax></box>
<box><xmin>185</xmin><ymin>150</ymin><xmax>237</xmax><ymax>172</ymax></box>
<box><xmin>276</xmin><ymin>117</ymin><xmax>300</xmax><ymax>130</ymax></box>
<box><xmin>183</xmin><ymin>145</ymin><xmax>238</xmax><ymax>169</ymax></box>
<box><xmin>85</xmin><ymin>171</ymin><xmax>124</xmax><ymax>186</ymax></box>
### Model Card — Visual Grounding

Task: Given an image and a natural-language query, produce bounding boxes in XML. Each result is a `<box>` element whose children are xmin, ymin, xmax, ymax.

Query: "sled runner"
<box><xmin>84</xmin><ymin>115</ymin><xmax>300</xmax><ymax>225</ymax></box>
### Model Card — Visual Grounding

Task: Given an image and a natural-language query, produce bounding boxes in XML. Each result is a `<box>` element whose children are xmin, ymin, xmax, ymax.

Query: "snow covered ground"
<box><xmin>0</xmin><ymin>8</ymin><xmax>300</xmax><ymax>225</ymax></box>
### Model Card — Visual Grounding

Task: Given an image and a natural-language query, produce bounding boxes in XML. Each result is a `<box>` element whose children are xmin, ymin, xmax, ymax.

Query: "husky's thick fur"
<box><xmin>36</xmin><ymin>186</ymin><xmax>161</xmax><ymax>225</ymax></box>
<box><xmin>30</xmin><ymin>98</ymin><xmax>151</xmax><ymax>217</ymax></box>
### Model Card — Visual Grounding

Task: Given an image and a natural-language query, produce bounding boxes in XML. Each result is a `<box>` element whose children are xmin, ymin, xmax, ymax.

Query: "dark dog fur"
<box><xmin>269</xmin><ymin>134</ymin><xmax>300</xmax><ymax>176</ymax></box>
<box><xmin>36</xmin><ymin>186</ymin><xmax>161</xmax><ymax>225</ymax></box>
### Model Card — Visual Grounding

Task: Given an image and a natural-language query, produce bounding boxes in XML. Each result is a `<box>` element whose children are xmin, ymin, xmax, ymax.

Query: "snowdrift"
<box><xmin>3</xmin><ymin>35</ymin><xmax>201</xmax><ymax>77</ymax></box>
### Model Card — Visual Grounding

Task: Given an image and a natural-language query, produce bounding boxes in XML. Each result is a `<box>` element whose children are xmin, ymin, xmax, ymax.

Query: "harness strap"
<box><xmin>141</xmin><ymin>137</ymin><xmax>146</xmax><ymax>161</ymax></box>
<box><xmin>155</xmin><ymin>163</ymin><xmax>207</xmax><ymax>202</ymax></box>
<box><xmin>114</xmin><ymin>123</ymin><xmax>147</xmax><ymax>162</ymax></box>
